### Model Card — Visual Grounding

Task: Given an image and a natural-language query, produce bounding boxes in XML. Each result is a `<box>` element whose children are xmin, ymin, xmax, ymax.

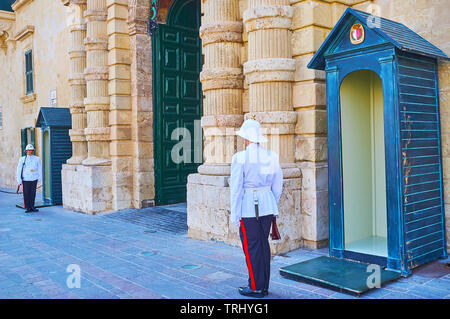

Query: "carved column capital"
<box><xmin>127</xmin><ymin>0</ymin><xmax>150</xmax><ymax>36</ymax></box>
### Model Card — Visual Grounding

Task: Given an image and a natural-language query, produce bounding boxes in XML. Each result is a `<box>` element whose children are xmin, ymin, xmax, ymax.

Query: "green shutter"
<box><xmin>31</xmin><ymin>128</ymin><xmax>35</xmax><ymax>155</ymax></box>
<box><xmin>21</xmin><ymin>128</ymin><xmax>27</xmax><ymax>156</ymax></box>
<box><xmin>25</xmin><ymin>50</ymin><xmax>33</xmax><ymax>94</ymax></box>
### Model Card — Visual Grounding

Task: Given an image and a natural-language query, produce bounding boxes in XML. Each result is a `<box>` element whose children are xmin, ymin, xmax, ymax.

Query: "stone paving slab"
<box><xmin>0</xmin><ymin>188</ymin><xmax>448</xmax><ymax>299</ymax></box>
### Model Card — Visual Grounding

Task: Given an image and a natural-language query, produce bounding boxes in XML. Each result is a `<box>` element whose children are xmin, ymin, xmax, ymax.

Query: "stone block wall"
<box><xmin>187</xmin><ymin>172</ymin><xmax>302</xmax><ymax>254</ymax></box>
<box><xmin>62</xmin><ymin>164</ymin><xmax>112</xmax><ymax>213</ymax></box>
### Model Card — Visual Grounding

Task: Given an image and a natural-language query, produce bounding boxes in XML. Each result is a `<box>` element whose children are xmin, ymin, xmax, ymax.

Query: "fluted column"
<box><xmin>198</xmin><ymin>0</ymin><xmax>244</xmax><ymax>174</ymax></box>
<box><xmin>67</xmin><ymin>0</ymin><xmax>88</xmax><ymax>165</ymax></box>
<box><xmin>82</xmin><ymin>0</ymin><xmax>111</xmax><ymax>166</ymax></box>
<box><xmin>243</xmin><ymin>0</ymin><xmax>297</xmax><ymax>167</ymax></box>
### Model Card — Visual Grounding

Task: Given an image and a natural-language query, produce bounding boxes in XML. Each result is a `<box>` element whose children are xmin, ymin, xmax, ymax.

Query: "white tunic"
<box><xmin>229</xmin><ymin>143</ymin><xmax>283</xmax><ymax>226</ymax></box>
<box><xmin>16</xmin><ymin>155</ymin><xmax>42</xmax><ymax>184</ymax></box>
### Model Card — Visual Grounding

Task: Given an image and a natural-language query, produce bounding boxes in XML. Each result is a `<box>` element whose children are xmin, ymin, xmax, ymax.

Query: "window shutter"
<box><xmin>25</xmin><ymin>50</ymin><xmax>33</xmax><ymax>94</ymax></box>
<box><xmin>21</xmin><ymin>128</ymin><xmax>27</xmax><ymax>156</ymax></box>
<box><xmin>31</xmin><ymin>128</ymin><xmax>35</xmax><ymax>155</ymax></box>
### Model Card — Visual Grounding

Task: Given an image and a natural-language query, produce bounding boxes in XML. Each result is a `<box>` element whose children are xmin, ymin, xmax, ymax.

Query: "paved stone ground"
<box><xmin>0</xmin><ymin>189</ymin><xmax>449</xmax><ymax>299</ymax></box>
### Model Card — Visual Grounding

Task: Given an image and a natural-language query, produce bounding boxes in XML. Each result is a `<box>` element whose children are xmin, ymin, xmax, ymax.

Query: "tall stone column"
<box><xmin>198</xmin><ymin>0</ymin><xmax>244</xmax><ymax>172</ymax></box>
<box><xmin>244</xmin><ymin>0</ymin><xmax>297</xmax><ymax>163</ymax></box>
<box><xmin>62</xmin><ymin>0</ymin><xmax>112</xmax><ymax>214</ymax></box>
<box><xmin>83</xmin><ymin>0</ymin><xmax>111</xmax><ymax>166</ymax></box>
<box><xmin>243</xmin><ymin>0</ymin><xmax>302</xmax><ymax>252</ymax></box>
<box><xmin>187</xmin><ymin>0</ymin><xmax>244</xmax><ymax>244</ymax></box>
<box><xmin>67</xmin><ymin>0</ymin><xmax>88</xmax><ymax>165</ymax></box>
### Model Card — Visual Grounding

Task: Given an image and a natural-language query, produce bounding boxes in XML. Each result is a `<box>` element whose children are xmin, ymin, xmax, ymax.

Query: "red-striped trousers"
<box><xmin>239</xmin><ymin>214</ymin><xmax>273</xmax><ymax>291</ymax></box>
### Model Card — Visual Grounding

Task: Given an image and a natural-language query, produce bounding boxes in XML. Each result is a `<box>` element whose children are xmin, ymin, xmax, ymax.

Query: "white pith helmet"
<box><xmin>236</xmin><ymin>119</ymin><xmax>268</xmax><ymax>143</ymax></box>
<box><xmin>25</xmin><ymin>144</ymin><xmax>35</xmax><ymax>151</ymax></box>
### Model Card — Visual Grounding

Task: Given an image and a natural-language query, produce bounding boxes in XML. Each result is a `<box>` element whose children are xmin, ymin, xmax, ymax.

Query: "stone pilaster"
<box><xmin>242</xmin><ymin>0</ymin><xmax>302</xmax><ymax>252</ymax></box>
<box><xmin>83</xmin><ymin>0</ymin><xmax>111</xmax><ymax>166</ymax></box>
<box><xmin>128</xmin><ymin>0</ymin><xmax>154</xmax><ymax>208</ymax></box>
<box><xmin>107</xmin><ymin>0</ymin><xmax>133</xmax><ymax>210</ymax></box>
<box><xmin>291</xmin><ymin>0</ymin><xmax>333</xmax><ymax>249</ymax></box>
<box><xmin>67</xmin><ymin>0</ymin><xmax>88</xmax><ymax>165</ymax></box>
<box><xmin>291</xmin><ymin>0</ymin><xmax>368</xmax><ymax>248</ymax></box>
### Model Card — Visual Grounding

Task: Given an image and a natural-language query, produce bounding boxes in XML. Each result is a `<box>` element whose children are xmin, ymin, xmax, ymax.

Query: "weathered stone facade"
<box><xmin>0</xmin><ymin>0</ymin><xmax>449</xmax><ymax>253</ymax></box>
<box><xmin>0</xmin><ymin>0</ymin><xmax>71</xmax><ymax>188</ymax></box>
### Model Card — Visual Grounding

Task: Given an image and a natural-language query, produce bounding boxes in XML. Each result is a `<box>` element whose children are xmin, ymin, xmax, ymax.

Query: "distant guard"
<box><xmin>16</xmin><ymin>144</ymin><xmax>42</xmax><ymax>213</ymax></box>
<box><xmin>230</xmin><ymin>119</ymin><xmax>283</xmax><ymax>298</ymax></box>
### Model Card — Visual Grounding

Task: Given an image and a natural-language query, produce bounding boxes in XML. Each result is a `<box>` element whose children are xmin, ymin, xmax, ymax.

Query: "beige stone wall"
<box><xmin>0</xmin><ymin>0</ymin><xmax>71</xmax><ymax>188</ymax></box>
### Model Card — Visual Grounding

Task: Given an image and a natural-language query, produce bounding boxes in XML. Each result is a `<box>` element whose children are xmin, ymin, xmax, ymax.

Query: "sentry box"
<box><xmin>308</xmin><ymin>8</ymin><xmax>449</xmax><ymax>276</ymax></box>
<box><xmin>36</xmin><ymin>107</ymin><xmax>72</xmax><ymax>206</ymax></box>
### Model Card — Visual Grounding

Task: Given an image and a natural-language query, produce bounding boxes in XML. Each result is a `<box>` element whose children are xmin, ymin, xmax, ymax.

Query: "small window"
<box><xmin>25</xmin><ymin>49</ymin><xmax>33</xmax><ymax>95</ymax></box>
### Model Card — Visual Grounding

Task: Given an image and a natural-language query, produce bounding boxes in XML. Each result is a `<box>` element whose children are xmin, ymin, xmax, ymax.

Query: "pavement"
<box><xmin>0</xmin><ymin>188</ymin><xmax>449</xmax><ymax>299</ymax></box>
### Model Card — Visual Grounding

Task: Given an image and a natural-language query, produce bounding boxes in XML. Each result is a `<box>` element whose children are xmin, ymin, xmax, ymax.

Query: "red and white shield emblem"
<box><xmin>350</xmin><ymin>23</ymin><xmax>365</xmax><ymax>44</ymax></box>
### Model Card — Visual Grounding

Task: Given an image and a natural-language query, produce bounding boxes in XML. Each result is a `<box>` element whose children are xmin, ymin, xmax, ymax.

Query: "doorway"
<box><xmin>340</xmin><ymin>70</ymin><xmax>387</xmax><ymax>257</ymax></box>
<box><xmin>153</xmin><ymin>0</ymin><xmax>202</xmax><ymax>205</ymax></box>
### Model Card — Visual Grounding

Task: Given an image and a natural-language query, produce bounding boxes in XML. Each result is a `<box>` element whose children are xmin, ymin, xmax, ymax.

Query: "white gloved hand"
<box><xmin>231</xmin><ymin>218</ymin><xmax>241</xmax><ymax>227</ymax></box>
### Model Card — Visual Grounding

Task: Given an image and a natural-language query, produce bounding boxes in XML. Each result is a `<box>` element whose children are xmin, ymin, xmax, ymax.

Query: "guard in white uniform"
<box><xmin>16</xmin><ymin>144</ymin><xmax>42</xmax><ymax>213</ymax></box>
<box><xmin>230</xmin><ymin>119</ymin><xmax>283</xmax><ymax>298</ymax></box>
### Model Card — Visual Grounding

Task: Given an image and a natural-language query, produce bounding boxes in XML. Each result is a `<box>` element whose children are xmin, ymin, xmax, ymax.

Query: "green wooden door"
<box><xmin>153</xmin><ymin>21</ymin><xmax>202</xmax><ymax>205</ymax></box>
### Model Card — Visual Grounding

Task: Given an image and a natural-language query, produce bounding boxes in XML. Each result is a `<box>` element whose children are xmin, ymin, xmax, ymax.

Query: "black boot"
<box><xmin>238</xmin><ymin>286</ymin><xmax>265</xmax><ymax>298</ymax></box>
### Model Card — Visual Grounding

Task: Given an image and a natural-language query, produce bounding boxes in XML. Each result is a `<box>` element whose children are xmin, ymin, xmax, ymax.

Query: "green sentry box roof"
<box><xmin>279</xmin><ymin>256</ymin><xmax>401</xmax><ymax>296</ymax></box>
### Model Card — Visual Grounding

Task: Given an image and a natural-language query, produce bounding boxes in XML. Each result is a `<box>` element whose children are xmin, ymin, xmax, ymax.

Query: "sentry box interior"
<box><xmin>308</xmin><ymin>8</ymin><xmax>449</xmax><ymax>275</ymax></box>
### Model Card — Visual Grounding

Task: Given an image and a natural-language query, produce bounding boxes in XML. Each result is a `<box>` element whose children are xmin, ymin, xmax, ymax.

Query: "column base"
<box><xmin>186</xmin><ymin>172</ymin><xmax>303</xmax><ymax>255</ymax></box>
<box><xmin>66</xmin><ymin>156</ymin><xmax>87</xmax><ymax>165</ymax></box>
<box><xmin>61</xmin><ymin>164</ymin><xmax>112</xmax><ymax>214</ymax></box>
<box><xmin>82</xmin><ymin>157</ymin><xmax>112</xmax><ymax>166</ymax></box>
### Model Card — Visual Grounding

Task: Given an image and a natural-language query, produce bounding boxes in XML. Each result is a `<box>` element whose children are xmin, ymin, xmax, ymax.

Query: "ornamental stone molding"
<box><xmin>199</xmin><ymin>21</ymin><xmax>243</xmax><ymax>45</ymax></box>
<box><xmin>0</xmin><ymin>11</ymin><xmax>14</xmax><ymax>51</ymax></box>
<box><xmin>11</xmin><ymin>0</ymin><xmax>34</xmax><ymax>11</ymax></box>
<box><xmin>127</xmin><ymin>0</ymin><xmax>150</xmax><ymax>36</ymax></box>
<box><xmin>13</xmin><ymin>25</ymin><xmax>34</xmax><ymax>41</ymax></box>
<box><xmin>244</xmin><ymin>58</ymin><xmax>296</xmax><ymax>84</ymax></box>
<box><xmin>201</xmin><ymin>114</ymin><xmax>244</xmax><ymax>129</ymax></box>
<box><xmin>243</xmin><ymin>5</ymin><xmax>294</xmax><ymax>32</ymax></box>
